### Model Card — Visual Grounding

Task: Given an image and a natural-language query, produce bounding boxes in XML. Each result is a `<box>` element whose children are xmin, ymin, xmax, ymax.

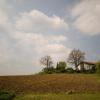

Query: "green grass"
<box><xmin>14</xmin><ymin>93</ymin><xmax>100</xmax><ymax>100</ymax></box>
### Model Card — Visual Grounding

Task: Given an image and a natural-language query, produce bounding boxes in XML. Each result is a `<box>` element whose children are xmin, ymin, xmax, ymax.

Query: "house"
<box><xmin>77</xmin><ymin>61</ymin><xmax>96</xmax><ymax>72</ymax></box>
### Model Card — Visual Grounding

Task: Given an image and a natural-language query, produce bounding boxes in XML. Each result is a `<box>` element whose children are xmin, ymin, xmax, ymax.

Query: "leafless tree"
<box><xmin>67</xmin><ymin>49</ymin><xmax>85</xmax><ymax>70</ymax></box>
<box><xmin>40</xmin><ymin>55</ymin><xmax>53</xmax><ymax>69</ymax></box>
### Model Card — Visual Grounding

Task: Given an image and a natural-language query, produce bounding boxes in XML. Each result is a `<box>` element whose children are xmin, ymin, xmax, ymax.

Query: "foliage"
<box><xmin>0</xmin><ymin>90</ymin><xmax>15</xmax><ymax>100</ymax></box>
<box><xmin>96</xmin><ymin>62</ymin><xmax>100</xmax><ymax>75</ymax></box>
<box><xmin>67</xmin><ymin>49</ymin><xmax>85</xmax><ymax>70</ymax></box>
<box><xmin>56</xmin><ymin>61</ymin><xmax>66</xmax><ymax>73</ymax></box>
<box><xmin>40</xmin><ymin>55</ymin><xmax>53</xmax><ymax>69</ymax></box>
<box><xmin>87</xmin><ymin>65</ymin><xmax>96</xmax><ymax>73</ymax></box>
<box><xmin>91</xmin><ymin>65</ymin><xmax>96</xmax><ymax>73</ymax></box>
<box><xmin>66</xmin><ymin>68</ymin><xmax>74</xmax><ymax>73</ymax></box>
<box><xmin>42</xmin><ymin>66</ymin><xmax>55</xmax><ymax>74</ymax></box>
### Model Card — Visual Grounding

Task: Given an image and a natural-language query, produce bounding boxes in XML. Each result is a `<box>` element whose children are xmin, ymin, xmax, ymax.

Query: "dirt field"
<box><xmin>0</xmin><ymin>74</ymin><xmax>100</xmax><ymax>93</ymax></box>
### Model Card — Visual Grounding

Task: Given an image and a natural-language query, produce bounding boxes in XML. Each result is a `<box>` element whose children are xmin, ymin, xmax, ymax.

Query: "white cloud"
<box><xmin>0</xmin><ymin>7</ymin><xmax>70</xmax><ymax>75</ymax></box>
<box><xmin>0</xmin><ymin>0</ymin><xmax>11</xmax><ymax>11</ymax></box>
<box><xmin>43</xmin><ymin>44</ymin><xmax>71</xmax><ymax>62</ymax></box>
<box><xmin>72</xmin><ymin>0</ymin><xmax>100</xmax><ymax>36</ymax></box>
<box><xmin>0</xmin><ymin>0</ymin><xmax>13</xmax><ymax>33</ymax></box>
<box><xmin>0</xmin><ymin>31</ymin><xmax>70</xmax><ymax>75</ymax></box>
<box><xmin>15</xmin><ymin>10</ymin><xmax>68</xmax><ymax>34</ymax></box>
<box><xmin>12</xmin><ymin>31</ymin><xmax>69</xmax><ymax>59</ymax></box>
<box><xmin>0</xmin><ymin>10</ymin><xmax>13</xmax><ymax>32</ymax></box>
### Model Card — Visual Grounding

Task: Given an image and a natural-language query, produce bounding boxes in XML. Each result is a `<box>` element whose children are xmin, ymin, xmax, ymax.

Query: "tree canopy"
<box><xmin>67</xmin><ymin>49</ymin><xmax>85</xmax><ymax>70</ymax></box>
<box><xmin>40</xmin><ymin>55</ymin><xmax>53</xmax><ymax>69</ymax></box>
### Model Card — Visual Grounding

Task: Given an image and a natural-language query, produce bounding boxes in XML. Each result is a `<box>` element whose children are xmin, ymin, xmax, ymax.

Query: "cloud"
<box><xmin>0</xmin><ymin>10</ymin><xmax>13</xmax><ymax>33</ymax></box>
<box><xmin>12</xmin><ymin>31</ymin><xmax>69</xmax><ymax>60</ymax></box>
<box><xmin>0</xmin><ymin>0</ymin><xmax>13</xmax><ymax>34</ymax></box>
<box><xmin>0</xmin><ymin>30</ymin><xmax>70</xmax><ymax>75</ymax></box>
<box><xmin>15</xmin><ymin>10</ymin><xmax>68</xmax><ymax>34</ymax></box>
<box><xmin>72</xmin><ymin>0</ymin><xmax>100</xmax><ymax>36</ymax></box>
<box><xmin>0</xmin><ymin>0</ymin><xmax>11</xmax><ymax>11</ymax></box>
<box><xmin>0</xmin><ymin>6</ymin><xmax>70</xmax><ymax>75</ymax></box>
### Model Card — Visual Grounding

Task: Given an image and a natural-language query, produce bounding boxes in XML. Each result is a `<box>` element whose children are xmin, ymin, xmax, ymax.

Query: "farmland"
<box><xmin>0</xmin><ymin>74</ymin><xmax>100</xmax><ymax>94</ymax></box>
<box><xmin>0</xmin><ymin>74</ymin><xmax>100</xmax><ymax>100</ymax></box>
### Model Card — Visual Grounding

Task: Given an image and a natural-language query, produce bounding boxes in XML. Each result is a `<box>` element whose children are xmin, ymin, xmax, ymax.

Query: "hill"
<box><xmin>0</xmin><ymin>74</ymin><xmax>100</xmax><ymax>94</ymax></box>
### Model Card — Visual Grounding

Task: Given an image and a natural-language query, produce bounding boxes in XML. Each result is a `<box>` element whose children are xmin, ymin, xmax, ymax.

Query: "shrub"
<box><xmin>0</xmin><ymin>90</ymin><xmax>15</xmax><ymax>100</ymax></box>
<box><xmin>42</xmin><ymin>67</ymin><xmax>55</xmax><ymax>74</ymax></box>
<box><xmin>66</xmin><ymin>68</ymin><xmax>74</xmax><ymax>73</ymax></box>
<box><xmin>56</xmin><ymin>62</ymin><xmax>66</xmax><ymax>73</ymax></box>
<box><xmin>86</xmin><ymin>65</ymin><xmax>96</xmax><ymax>74</ymax></box>
<box><xmin>91</xmin><ymin>65</ymin><xmax>96</xmax><ymax>73</ymax></box>
<box><xmin>96</xmin><ymin>62</ymin><xmax>100</xmax><ymax>75</ymax></box>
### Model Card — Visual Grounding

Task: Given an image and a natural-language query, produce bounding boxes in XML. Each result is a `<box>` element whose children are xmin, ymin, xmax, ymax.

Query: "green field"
<box><xmin>14</xmin><ymin>93</ymin><xmax>100</xmax><ymax>100</ymax></box>
<box><xmin>0</xmin><ymin>74</ymin><xmax>100</xmax><ymax>100</ymax></box>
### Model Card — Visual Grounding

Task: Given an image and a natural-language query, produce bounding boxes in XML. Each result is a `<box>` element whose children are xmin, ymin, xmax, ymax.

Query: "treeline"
<box><xmin>39</xmin><ymin>49</ymin><xmax>100</xmax><ymax>74</ymax></box>
<box><xmin>41</xmin><ymin>62</ymin><xmax>100</xmax><ymax>74</ymax></box>
<box><xmin>96</xmin><ymin>62</ymin><xmax>100</xmax><ymax>75</ymax></box>
<box><xmin>42</xmin><ymin>61</ymin><xmax>74</xmax><ymax>74</ymax></box>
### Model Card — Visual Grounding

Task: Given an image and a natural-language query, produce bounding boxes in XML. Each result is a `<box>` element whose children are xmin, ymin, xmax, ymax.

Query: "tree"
<box><xmin>96</xmin><ymin>62</ymin><xmax>100</xmax><ymax>75</ymax></box>
<box><xmin>67</xmin><ymin>49</ymin><xmax>85</xmax><ymax>70</ymax></box>
<box><xmin>40</xmin><ymin>55</ymin><xmax>53</xmax><ymax>70</ymax></box>
<box><xmin>56</xmin><ymin>61</ymin><xmax>66</xmax><ymax>72</ymax></box>
<box><xmin>56</xmin><ymin>62</ymin><xmax>59</xmax><ymax>70</ymax></box>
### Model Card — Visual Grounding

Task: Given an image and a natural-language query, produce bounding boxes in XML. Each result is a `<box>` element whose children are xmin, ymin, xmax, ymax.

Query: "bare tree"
<box><xmin>67</xmin><ymin>49</ymin><xmax>85</xmax><ymax>70</ymax></box>
<box><xmin>40</xmin><ymin>55</ymin><xmax>53</xmax><ymax>69</ymax></box>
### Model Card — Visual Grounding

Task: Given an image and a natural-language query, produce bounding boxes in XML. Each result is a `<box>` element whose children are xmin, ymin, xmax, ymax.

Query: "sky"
<box><xmin>0</xmin><ymin>0</ymin><xmax>100</xmax><ymax>75</ymax></box>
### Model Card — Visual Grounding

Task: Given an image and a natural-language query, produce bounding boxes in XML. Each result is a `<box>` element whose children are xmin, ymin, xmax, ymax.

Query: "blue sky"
<box><xmin>0</xmin><ymin>0</ymin><xmax>100</xmax><ymax>75</ymax></box>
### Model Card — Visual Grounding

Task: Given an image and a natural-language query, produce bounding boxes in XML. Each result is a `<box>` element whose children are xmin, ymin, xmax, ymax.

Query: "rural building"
<box><xmin>77</xmin><ymin>61</ymin><xmax>96</xmax><ymax>72</ymax></box>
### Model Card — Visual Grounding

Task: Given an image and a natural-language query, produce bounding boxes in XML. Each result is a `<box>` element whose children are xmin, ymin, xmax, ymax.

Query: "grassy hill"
<box><xmin>0</xmin><ymin>74</ymin><xmax>100</xmax><ymax>94</ymax></box>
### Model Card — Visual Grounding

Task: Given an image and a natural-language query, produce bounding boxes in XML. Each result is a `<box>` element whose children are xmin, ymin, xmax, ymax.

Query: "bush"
<box><xmin>55</xmin><ymin>69</ymin><xmax>66</xmax><ymax>73</ymax></box>
<box><xmin>66</xmin><ymin>68</ymin><xmax>74</xmax><ymax>73</ymax></box>
<box><xmin>0</xmin><ymin>90</ymin><xmax>15</xmax><ymax>100</ymax></box>
<box><xmin>56</xmin><ymin>62</ymin><xmax>66</xmax><ymax>73</ymax></box>
<box><xmin>96</xmin><ymin>62</ymin><xmax>100</xmax><ymax>75</ymax></box>
<box><xmin>42</xmin><ymin>67</ymin><xmax>55</xmax><ymax>74</ymax></box>
<box><xmin>86</xmin><ymin>66</ymin><xmax>96</xmax><ymax>74</ymax></box>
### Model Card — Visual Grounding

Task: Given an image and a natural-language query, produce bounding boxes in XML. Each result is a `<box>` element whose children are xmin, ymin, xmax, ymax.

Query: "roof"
<box><xmin>80</xmin><ymin>61</ymin><xmax>96</xmax><ymax>65</ymax></box>
<box><xmin>77</xmin><ymin>61</ymin><xmax>96</xmax><ymax>67</ymax></box>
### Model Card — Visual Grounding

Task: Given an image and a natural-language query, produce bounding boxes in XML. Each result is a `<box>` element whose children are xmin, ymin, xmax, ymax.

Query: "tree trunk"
<box><xmin>75</xmin><ymin>63</ymin><xmax>78</xmax><ymax>71</ymax></box>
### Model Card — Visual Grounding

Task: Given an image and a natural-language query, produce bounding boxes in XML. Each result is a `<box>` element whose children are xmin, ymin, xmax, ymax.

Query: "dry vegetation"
<box><xmin>0</xmin><ymin>74</ymin><xmax>100</xmax><ymax>94</ymax></box>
